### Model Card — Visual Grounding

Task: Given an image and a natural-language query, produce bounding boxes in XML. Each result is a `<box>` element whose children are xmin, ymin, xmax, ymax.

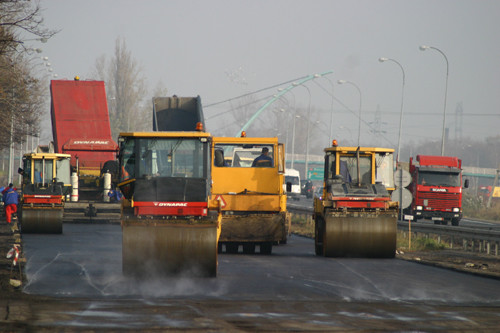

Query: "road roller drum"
<box><xmin>321</xmin><ymin>211</ymin><xmax>397</xmax><ymax>258</ymax></box>
<box><xmin>20</xmin><ymin>207</ymin><xmax>63</xmax><ymax>234</ymax></box>
<box><xmin>122</xmin><ymin>220</ymin><xmax>219</xmax><ymax>277</ymax></box>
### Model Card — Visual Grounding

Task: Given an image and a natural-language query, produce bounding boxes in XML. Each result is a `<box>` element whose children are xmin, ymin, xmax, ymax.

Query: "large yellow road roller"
<box><xmin>117</xmin><ymin>130</ymin><xmax>221</xmax><ymax>277</ymax></box>
<box><xmin>18</xmin><ymin>153</ymin><xmax>72</xmax><ymax>233</ymax></box>
<box><xmin>211</xmin><ymin>135</ymin><xmax>290</xmax><ymax>255</ymax></box>
<box><xmin>313</xmin><ymin>142</ymin><xmax>398</xmax><ymax>258</ymax></box>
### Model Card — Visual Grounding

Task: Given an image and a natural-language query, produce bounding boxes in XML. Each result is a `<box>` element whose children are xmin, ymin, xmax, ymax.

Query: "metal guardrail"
<box><xmin>288</xmin><ymin>205</ymin><xmax>500</xmax><ymax>255</ymax></box>
<box><xmin>397</xmin><ymin>221</ymin><xmax>500</xmax><ymax>243</ymax></box>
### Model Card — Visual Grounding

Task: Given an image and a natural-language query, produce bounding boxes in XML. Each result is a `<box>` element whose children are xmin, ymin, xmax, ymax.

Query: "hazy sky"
<box><xmin>34</xmin><ymin>0</ymin><xmax>499</xmax><ymax>150</ymax></box>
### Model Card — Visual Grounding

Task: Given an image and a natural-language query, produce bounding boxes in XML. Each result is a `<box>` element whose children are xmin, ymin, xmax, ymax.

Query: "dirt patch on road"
<box><xmin>396</xmin><ymin>249</ymin><xmax>500</xmax><ymax>280</ymax></box>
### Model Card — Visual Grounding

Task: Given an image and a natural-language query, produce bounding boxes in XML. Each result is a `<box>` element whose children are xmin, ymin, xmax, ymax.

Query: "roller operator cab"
<box><xmin>18</xmin><ymin>153</ymin><xmax>72</xmax><ymax>233</ymax></box>
<box><xmin>117</xmin><ymin>131</ymin><xmax>221</xmax><ymax>277</ymax></box>
<box><xmin>211</xmin><ymin>136</ymin><xmax>290</xmax><ymax>254</ymax></box>
<box><xmin>313</xmin><ymin>142</ymin><xmax>398</xmax><ymax>258</ymax></box>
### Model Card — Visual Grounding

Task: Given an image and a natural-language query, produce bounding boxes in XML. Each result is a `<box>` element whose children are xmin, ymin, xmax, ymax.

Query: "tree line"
<box><xmin>0</xmin><ymin>1</ymin><xmax>55</xmax><ymax>151</ymax></box>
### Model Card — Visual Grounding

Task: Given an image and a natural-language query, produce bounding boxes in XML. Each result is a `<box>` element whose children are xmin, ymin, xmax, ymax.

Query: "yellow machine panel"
<box><xmin>211</xmin><ymin>136</ymin><xmax>290</xmax><ymax>254</ymax></box>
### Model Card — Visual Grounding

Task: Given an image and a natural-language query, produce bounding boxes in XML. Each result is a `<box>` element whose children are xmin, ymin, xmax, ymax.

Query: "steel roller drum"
<box><xmin>323</xmin><ymin>211</ymin><xmax>397</xmax><ymax>258</ymax></box>
<box><xmin>20</xmin><ymin>208</ymin><xmax>63</xmax><ymax>234</ymax></box>
<box><xmin>122</xmin><ymin>222</ymin><xmax>219</xmax><ymax>277</ymax></box>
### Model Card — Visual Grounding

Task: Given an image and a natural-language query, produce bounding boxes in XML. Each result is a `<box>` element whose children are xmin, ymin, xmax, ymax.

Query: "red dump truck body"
<box><xmin>407</xmin><ymin>155</ymin><xmax>466</xmax><ymax>226</ymax></box>
<box><xmin>50</xmin><ymin>79</ymin><xmax>118</xmax><ymax>175</ymax></box>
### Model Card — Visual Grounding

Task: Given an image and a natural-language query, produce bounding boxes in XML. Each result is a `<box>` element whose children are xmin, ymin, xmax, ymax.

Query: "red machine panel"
<box><xmin>50</xmin><ymin>79</ymin><xmax>118</xmax><ymax>170</ymax></box>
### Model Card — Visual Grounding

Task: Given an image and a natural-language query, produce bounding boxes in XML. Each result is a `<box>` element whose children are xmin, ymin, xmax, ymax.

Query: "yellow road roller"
<box><xmin>313</xmin><ymin>141</ymin><xmax>398</xmax><ymax>258</ymax></box>
<box><xmin>117</xmin><ymin>130</ymin><xmax>221</xmax><ymax>277</ymax></box>
<box><xmin>18</xmin><ymin>152</ymin><xmax>72</xmax><ymax>233</ymax></box>
<box><xmin>211</xmin><ymin>135</ymin><xmax>290</xmax><ymax>254</ymax></box>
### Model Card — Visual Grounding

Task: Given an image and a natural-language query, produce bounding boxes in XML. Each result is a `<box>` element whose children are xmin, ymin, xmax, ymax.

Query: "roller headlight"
<box><xmin>416</xmin><ymin>206</ymin><xmax>423</xmax><ymax>210</ymax></box>
<box><xmin>453</xmin><ymin>207</ymin><xmax>460</xmax><ymax>212</ymax></box>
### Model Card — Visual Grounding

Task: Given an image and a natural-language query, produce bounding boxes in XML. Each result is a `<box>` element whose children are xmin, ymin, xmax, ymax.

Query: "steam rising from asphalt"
<box><xmin>24</xmin><ymin>252</ymin><xmax>227</xmax><ymax>298</ymax></box>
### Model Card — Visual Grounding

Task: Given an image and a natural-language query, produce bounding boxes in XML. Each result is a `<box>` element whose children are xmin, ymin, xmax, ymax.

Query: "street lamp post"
<box><xmin>378</xmin><ymin>57</ymin><xmax>406</xmax><ymax>161</ymax></box>
<box><xmin>419</xmin><ymin>45</ymin><xmax>449</xmax><ymax>156</ymax></box>
<box><xmin>293</xmin><ymin>83</ymin><xmax>312</xmax><ymax>177</ymax></box>
<box><xmin>379</xmin><ymin>57</ymin><xmax>407</xmax><ymax>222</ymax></box>
<box><xmin>291</xmin><ymin>115</ymin><xmax>300</xmax><ymax>169</ymax></box>
<box><xmin>337</xmin><ymin>80</ymin><xmax>362</xmax><ymax>146</ymax></box>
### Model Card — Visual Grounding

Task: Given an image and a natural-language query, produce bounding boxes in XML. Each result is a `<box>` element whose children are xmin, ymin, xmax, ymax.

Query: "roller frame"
<box><xmin>20</xmin><ymin>206</ymin><xmax>63</xmax><ymax>234</ymax></box>
<box><xmin>122</xmin><ymin>218</ymin><xmax>219</xmax><ymax>277</ymax></box>
<box><xmin>219</xmin><ymin>212</ymin><xmax>288</xmax><ymax>243</ymax></box>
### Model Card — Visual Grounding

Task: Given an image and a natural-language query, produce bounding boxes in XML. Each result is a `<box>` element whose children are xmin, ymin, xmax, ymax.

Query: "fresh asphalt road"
<box><xmin>17</xmin><ymin>223</ymin><xmax>500</xmax><ymax>330</ymax></box>
<box><xmin>22</xmin><ymin>223</ymin><xmax>500</xmax><ymax>302</ymax></box>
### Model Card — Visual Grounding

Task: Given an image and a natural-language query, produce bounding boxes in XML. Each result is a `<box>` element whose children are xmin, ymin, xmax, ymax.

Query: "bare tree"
<box><xmin>0</xmin><ymin>54</ymin><xmax>44</xmax><ymax>150</ymax></box>
<box><xmin>0</xmin><ymin>1</ymin><xmax>57</xmax><ymax>54</ymax></box>
<box><xmin>0</xmin><ymin>1</ymin><xmax>55</xmax><ymax>152</ymax></box>
<box><xmin>93</xmin><ymin>38</ymin><xmax>148</xmax><ymax>138</ymax></box>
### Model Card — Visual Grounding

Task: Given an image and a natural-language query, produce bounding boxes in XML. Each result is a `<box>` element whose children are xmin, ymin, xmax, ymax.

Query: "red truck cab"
<box><xmin>407</xmin><ymin>155</ymin><xmax>468</xmax><ymax>226</ymax></box>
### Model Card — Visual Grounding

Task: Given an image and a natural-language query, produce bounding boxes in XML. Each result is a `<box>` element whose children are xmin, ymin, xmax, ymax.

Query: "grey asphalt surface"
<box><xmin>22</xmin><ymin>223</ymin><xmax>500</xmax><ymax>303</ymax></box>
<box><xmin>1</xmin><ymin>221</ymin><xmax>499</xmax><ymax>331</ymax></box>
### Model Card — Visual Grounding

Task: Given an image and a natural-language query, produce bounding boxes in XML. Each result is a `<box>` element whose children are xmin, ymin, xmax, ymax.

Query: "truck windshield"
<box><xmin>121</xmin><ymin>137</ymin><xmax>208</xmax><ymax>180</ymax></box>
<box><xmin>418</xmin><ymin>171</ymin><xmax>460</xmax><ymax>187</ymax></box>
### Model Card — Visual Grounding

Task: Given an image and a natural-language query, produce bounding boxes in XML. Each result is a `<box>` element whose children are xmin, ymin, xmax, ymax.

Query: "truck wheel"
<box><xmin>451</xmin><ymin>218</ymin><xmax>460</xmax><ymax>226</ymax></box>
<box><xmin>226</xmin><ymin>243</ymin><xmax>239</xmax><ymax>254</ymax></box>
<box><xmin>260</xmin><ymin>242</ymin><xmax>273</xmax><ymax>255</ymax></box>
<box><xmin>243</xmin><ymin>243</ymin><xmax>256</xmax><ymax>254</ymax></box>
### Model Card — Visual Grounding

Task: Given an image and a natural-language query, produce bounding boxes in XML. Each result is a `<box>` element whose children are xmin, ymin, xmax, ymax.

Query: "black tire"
<box><xmin>260</xmin><ymin>242</ymin><xmax>273</xmax><ymax>255</ymax></box>
<box><xmin>242</xmin><ymin>243</ymin><xmax>256</xmax><ymax>254</ymax></box>
<box><xmin>451</xmin><ymin>218</ymin><xmax>460</xmax><ymax>226</ymax></box>
<box><xmin>226</xmin><ymin>243</ymin><xmax>239</xmax><ymax>254</ymax></box>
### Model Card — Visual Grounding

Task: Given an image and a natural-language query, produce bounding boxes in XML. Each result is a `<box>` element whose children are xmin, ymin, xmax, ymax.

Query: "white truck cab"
<box><xmin>284</xmin><ymin>168</ymin><xmax>301</xmax><ymax>200</ymax></box>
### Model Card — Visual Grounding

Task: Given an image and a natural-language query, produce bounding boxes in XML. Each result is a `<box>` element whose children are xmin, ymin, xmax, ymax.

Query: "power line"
<box><xmin>203</xmin><ymin>75</ymin><xmax>308</xmax><ymax>108</ymax></box>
